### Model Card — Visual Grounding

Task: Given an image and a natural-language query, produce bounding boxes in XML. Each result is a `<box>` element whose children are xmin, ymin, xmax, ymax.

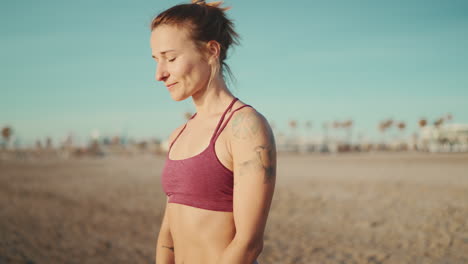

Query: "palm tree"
<box><xmin>1</xmin><ymin>126</ymin><xmax>12</xmax><ymax>149</ymax></box>
<box><xmin>304</xmin><ymin>121</ymin><xmax>312</xmax><ymax>148</ymax></box>
<box><xmin>386</xmin><ymin>119</ymin><xmax>394</xmax><ymax>129</ymax></box>
<box><xmin>46</xmin><ymin>137</ymin><xmax>53</xmax><ymax>149</ymax></box>
<box><xmin>289</xmin><ymin>120</ymin><xmax>297</xmax><ymax>129</ymax></box>
<box><xmin>378</xmin><ymin>121</ymin><xmax>385</xmax><ymax>147</ymax></box>
<box><xmin>332</xmin><ymin>120</ymin><xmax>341</xmax><ymax>145</ymax></box>
<box><xmin>289</xmin><ymin>120</ymin><xmax>298</xmax><ymax>138</ymax></box>
<box><xmin>446</xmin><ymin>113</ymin><xmax>453</xmax><ymax>122</ymax></box>
<box><xmin>417</xmin><ymin>118</ymin><xmax>428</xmax><ymax>151</ymax></box>
<box><xmin>397</xmin><ymin>121</ymin><xmax>406</xmax><ymax>139</ymax></box>
<box><xmin>396</xmin><ymin>121</ymin><xmax>406</xmax><ymax>149</ymax></box>
<box><xmin>305</xmin><ymin>120</ymin><xmax>312</xmax><ymax>137</ymax></box>
<box><xmin>397</xmin><ymin>122</ymin><xmax>406</xmax><ymax>130</ymax></box>
<box><xmin>378</xmin><ymin>119</ymin><xmax>393</xmax><ymax>145</ymax></box>
<box><xmin>434</xmin><ymin>117</ymin><xmax>444</xmax><ymax>128</ymax></box>
<box><xmin>35</xmin><ymin>140</ymin><xmax>43</xmax><ymax>150</ymax></box>
<box><xmin>322</xmin><ymin>122</ymin><xmax>329</xmax><ymax>144</ymax></box>
<box><xmin>343</xmin><ymin>119</ymin><xmax>353</xmax><ymax>144</ymax></box>
<box><xmin>288</xmin><ymin>120</ymin><xmax>298</xmax><ymax>151</ymax></box>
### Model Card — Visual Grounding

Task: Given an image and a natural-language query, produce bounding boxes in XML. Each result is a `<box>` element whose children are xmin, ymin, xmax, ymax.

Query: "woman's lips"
<box><xmin>166</xmin><ymin>82</ymin><xmax>178</xmax><ymax>90</ymax></box>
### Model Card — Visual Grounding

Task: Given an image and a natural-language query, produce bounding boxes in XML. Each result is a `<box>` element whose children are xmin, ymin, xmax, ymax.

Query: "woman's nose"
<box><xmin>156</xmin><ymin>64</ymin><xmax>169</xmax><ymax>82</ymax></box>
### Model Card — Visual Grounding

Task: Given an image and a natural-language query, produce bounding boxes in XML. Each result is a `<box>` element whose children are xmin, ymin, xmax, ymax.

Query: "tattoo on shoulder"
<box><xmin>231</xmin><ymin>111</ymin><xmax>261</xmax><ymax>140</ymax></box>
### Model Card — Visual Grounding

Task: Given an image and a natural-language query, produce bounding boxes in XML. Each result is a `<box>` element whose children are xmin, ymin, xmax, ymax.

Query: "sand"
<box><xmin>1</xmin><ymin>153</ymin><xmax>467</xmax><ymax>264</ymax></box>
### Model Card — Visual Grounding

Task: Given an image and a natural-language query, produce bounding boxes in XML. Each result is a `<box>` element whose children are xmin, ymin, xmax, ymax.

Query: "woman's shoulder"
<box><xmin>227</xmin><ymin>101</ymin><xmax>276</xmax><ymax>170</ymax></box>
<box><xmin>167</xmin><ymin>123</ymin><xmax>187</xmax><ymax>144</ymax></box>
<box><xmin>227</xmin><ymin>101</ymin><xmax>273</xmax><ymax>142</ymax></box>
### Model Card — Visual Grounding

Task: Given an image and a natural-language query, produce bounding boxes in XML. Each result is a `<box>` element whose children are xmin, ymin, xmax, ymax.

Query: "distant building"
<box><xmin>419</xmin><ymin>124</ymin><xmax>468</xmax><ymax>152</ymax></box>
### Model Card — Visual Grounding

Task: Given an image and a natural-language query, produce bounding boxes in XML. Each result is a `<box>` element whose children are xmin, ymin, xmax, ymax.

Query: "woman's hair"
<box><xmin>150</xmin><ymin>0</ymin><xmax>240</xmax><ymax>82</ymax></box>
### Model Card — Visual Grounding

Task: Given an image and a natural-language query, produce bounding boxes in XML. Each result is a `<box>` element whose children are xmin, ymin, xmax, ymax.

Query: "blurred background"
<box><xmin>1</xmin><ymin>0</ymin><xmax>468</xmax><ymax>263</ymax></box>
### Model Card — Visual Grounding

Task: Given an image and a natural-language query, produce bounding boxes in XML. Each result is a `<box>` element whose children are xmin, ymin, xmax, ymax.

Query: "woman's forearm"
<box><xmin>217</xmin><ymin>237</ymin><xmax>263</xmax><ymax>264</ymax></box>
<box><xmin>155</xmin><ymin>230</ymin><xmax>175</xmax><ymax>264</ymax></box>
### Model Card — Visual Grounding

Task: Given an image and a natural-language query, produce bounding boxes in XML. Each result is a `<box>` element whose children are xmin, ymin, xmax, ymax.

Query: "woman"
<box><xmin>150</xmin><ymin>1</ymin><xmax>276</xmax><ymax>263</ymax></box>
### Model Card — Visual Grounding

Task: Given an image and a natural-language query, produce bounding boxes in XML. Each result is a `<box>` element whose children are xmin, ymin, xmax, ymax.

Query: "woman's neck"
<box><xmin>191</xmin><ymin>76</ymin><xmax>235</xmax><ymax>118</ymax></box>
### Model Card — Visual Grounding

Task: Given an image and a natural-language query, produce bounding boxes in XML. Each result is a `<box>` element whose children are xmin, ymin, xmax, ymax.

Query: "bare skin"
<box><xmin>158</xmin><ymin>100</ymin><xmax>275</xmax><ymax>264</ymax></box>
<box><xmin>162</xmin><ymin>106</ymin><xmax>237</xmax><ymax>264</ymax></box>
<box><xmin>151</xmin><ymin>24</ymin><xmax>276</xmax><ymax>264</ymax></box>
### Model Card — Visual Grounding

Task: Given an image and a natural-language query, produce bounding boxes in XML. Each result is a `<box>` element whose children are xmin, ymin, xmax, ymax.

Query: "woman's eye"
<box><xmin>169</xmin><ymin>58</ymin><xmax>176</xmax><ymax>62</ymax></box>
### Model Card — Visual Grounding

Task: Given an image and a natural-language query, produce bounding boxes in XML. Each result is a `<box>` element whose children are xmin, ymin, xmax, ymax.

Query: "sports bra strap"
<box><xmin>210</xmin><ymin>97</ymin><xmax>239</xmax><ymax>142</ymax></box>
<box><xmin>213</xmin><ymin>104</ymin><xmax>253</xmax><ymax>142</ymax></box>
<box><xmin>168</xmin><ymin>98</ymin><xmax>242</xmax><ymax>150</ymax></box>
<box><xmin>169</xmin><ymin>113</ymin><xmax>197</xmax><ymax>151</ymax></box>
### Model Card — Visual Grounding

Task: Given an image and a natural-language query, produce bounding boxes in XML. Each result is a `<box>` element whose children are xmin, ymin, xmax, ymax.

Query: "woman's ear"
<box><xmin>205</xmin><ymin>40</ymin><xmax>221</xmax><ymax>63</ymax></box>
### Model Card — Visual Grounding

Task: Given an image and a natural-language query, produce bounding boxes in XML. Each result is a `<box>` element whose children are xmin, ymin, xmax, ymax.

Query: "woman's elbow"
<box><xmin>236</xmin><ymin>235</ymin><xmax>264</xmax><ymax>256</ymax></box>
<box><xmin>254</xmin><ymin>239</ymin><xmax>264</xmax><ymax>256</ymax></box>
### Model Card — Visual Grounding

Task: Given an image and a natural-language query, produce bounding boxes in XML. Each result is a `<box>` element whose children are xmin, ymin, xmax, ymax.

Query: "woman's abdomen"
<box><xmin>167</xmin><ymin>203</ymin><xmax>236</xmax><ymax>264</ymax></box>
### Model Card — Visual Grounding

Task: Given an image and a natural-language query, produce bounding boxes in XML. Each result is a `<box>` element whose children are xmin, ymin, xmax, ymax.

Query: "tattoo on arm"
<box><xmin>238</xmin><ymin>145</ymin><xmax>276</xmax><ymax>184</ymax></box>
<box><xmin>255</xmin><ymin>144</ymin><xmax>276</xmax><ymax>184</ymax></box>
<box><xmin>162</xmin><ymin>245</ymin><xmax>174</xmax><ymax>252</ymax></box>
<box><xmin>234</xmin><ymin>112</ymin><xmax>277</xmax><ymax>184</ymax></box>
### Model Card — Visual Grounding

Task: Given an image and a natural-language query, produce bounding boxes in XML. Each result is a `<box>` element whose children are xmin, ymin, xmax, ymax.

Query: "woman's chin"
<box><xmin>170</xmin><ymin>92</ymin><xmax>190</xmax><ymax>102</ymax></box>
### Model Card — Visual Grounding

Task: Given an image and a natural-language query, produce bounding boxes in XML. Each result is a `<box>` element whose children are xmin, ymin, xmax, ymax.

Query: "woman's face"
<box><xmin>150</xmin><ymin>25</ymin><xmax>211</xmax><ymax>101</ymax></box>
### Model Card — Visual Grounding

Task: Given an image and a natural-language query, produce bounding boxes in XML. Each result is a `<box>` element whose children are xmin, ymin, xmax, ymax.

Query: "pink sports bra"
<box><xmin>161</xmin><ymin>97</ymin><xmax>253</xmax><ymax>212</ymax></box>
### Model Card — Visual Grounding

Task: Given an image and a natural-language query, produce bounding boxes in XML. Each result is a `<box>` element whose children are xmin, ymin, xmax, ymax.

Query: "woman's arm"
<box><xmin>217</xmin><ymin>108</ymin><xmax>277</xmax><ymax>264</ymax></box>
<box><xmin>156</xmin><ymin>126</ymin><xmax>186</xmax><ymax>264</ymax></box>
<box><xmin>155</xmin><ymin>197</ymin><xmax>175</xmax><ymax>264</ymax></box>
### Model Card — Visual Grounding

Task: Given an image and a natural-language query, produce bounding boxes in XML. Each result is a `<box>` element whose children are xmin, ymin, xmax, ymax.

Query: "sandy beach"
<box><xmin>1</xmin><ymin>153</ymin><xmax>467</xmax><ymax>264</ymax></box>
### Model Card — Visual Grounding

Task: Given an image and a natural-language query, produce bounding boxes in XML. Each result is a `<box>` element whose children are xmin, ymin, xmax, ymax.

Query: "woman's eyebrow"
<box><xmin>152</xmin><ymin>49</ymin><xmax>176</xmax><ymax>58</ymax></box>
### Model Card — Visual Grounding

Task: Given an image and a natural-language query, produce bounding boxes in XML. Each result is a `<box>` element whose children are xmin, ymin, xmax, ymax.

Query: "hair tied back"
<box><xmin>191</xmin><ymin>0</ymin><xmax>231</xmax><ymax>11</ymax></box>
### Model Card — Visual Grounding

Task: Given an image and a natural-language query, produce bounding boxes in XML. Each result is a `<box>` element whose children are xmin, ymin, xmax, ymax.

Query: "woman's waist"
<box><xmin>167</xmin><ymin>203</ymin><xmax>236</xmax><ymax>249</ymax></box>
<box><xmin>171</xmin><ymin>223</ymin><xmax>235</xmax><ymax>264</ymax></box>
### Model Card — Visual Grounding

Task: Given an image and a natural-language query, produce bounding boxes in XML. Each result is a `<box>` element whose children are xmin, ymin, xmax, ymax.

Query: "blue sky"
<box><xmin>1</xmin><ymin>0</ymin><xmax>468</xmax><ymax>145</ymax></box>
